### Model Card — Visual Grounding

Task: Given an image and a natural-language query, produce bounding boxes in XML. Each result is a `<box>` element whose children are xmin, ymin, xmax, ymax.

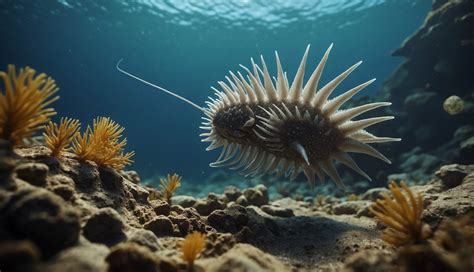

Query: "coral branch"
<box><xmin>180</xmin><ymin>231</ymin><xmax>206</xmax><ymax>270</ymax></box>
<box><xmin>0</xmin><ymin>65</ymin><xmax>59</xmax><ymax>146</ymax></box>
<box><xmin>160</xmin><ymin>173</ymin><xmax>181</xmax><ymax>204</ymax></box>
<box><xmin>72</xmin><ymin>117</ymin><xmax>134</xmax><ymax>170</ymax></box>
<box><xmin>43</xmin><ymin>117</ymin><xmax>80</xmax><ymax>157</ymax></box>
<box><xmin>369</xmin><ymin>181</ymin><xmax>431</xmax><ymax>246</ymax></box>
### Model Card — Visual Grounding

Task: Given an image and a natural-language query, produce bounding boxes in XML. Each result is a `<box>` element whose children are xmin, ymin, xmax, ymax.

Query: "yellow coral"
<box><xmin>160</xmin><ymin>173</ymin><xmax>181</xmax><ymax>204</ymax></box>
<box><xmin>72</xmin><ymin>117</ymin><xmax>134</xmax><ymax>170</ymax></box>
<box><xmin>0</xmin><ymin>65</ymin><xmax>59</xmax><ymax>146</ymax></box>
<box><xmin>43</xmin><ymin>117</ymin><xmax>80</xmax><ymax>156</ymax></box>
<box><xmin>369</xmin><ymin>181</ymin><xmax>431</xmax><ymax>246</ymax></box>
<box><xmin>180</xmin><ymin>231</ymin><xmax>206</xmax><ymax>269</ymax></box>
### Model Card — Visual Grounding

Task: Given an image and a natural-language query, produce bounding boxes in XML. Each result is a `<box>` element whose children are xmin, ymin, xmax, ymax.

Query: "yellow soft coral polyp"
<box><xmin>0</xmin><ymin>65</ymin><xmax>59</xmax><ymax>146</ymax></box>
<box><xmin>72</xmin><ymin>117</ymin><xmax>135</xmax><ymax>170</ymax></box>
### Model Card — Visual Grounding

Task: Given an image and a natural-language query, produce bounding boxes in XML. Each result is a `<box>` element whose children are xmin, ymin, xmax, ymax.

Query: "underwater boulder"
<box><xmin>83</xmin><ymin>207</ymin><xmax>126</xmax><ymax>246</ymax></box>
<box><xmin>0</xmin><ymin>187</ymin><xmax>80</xmax><ymax>257</ymax></box>
<box><xmin>14</xmin><ymin>162</ymin><xmax>49</xmax><ymax>187</ymax></box>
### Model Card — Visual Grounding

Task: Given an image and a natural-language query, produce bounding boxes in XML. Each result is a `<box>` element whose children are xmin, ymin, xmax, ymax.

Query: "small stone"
<box><xmin>170</xmin><ymin>205</ymin><xmax>184</xmax><ymax>214</ymax></box>
<box><xmin>150</xmin><ymin>199</ymin><xmax>170</xmax><ymax>216</ymax></box>
<box><xmin>127</xmin><ymin>228</ymin><xmax>163</xmax><ymax>251</ymax></box>
<box><xmin>193</xmin><ymin>194</ymin><xmax>226</xmax><ymax>216</ymax></box>
<box><xmin>261</xmin><ymin>205</ymin><xmax>294</xmax><ymax>217</ymax></box>
<box><xmin>51</xmin><ymin>184</ymin><xmax>75</xmax><ymax>201</ymax></box>
<box><xmin>83</xmin><ymin>208</ymin><xmax>126</xmax><ymax>245</ymax></box>
<box><xmin>207</xmin><ymin>205</ymin><xmax>249</xmax><ymax>233</ymax></box>
<box><xmin>169</xmin><ymin>214</ymin><xmax>190</xmax><ymax>236</ymax></box>
<box><xmin>243</xmin><ymin>185</ymin><xmax>268</xmax><ymax>207</ymax></box>
<box><xmin>235</xmin><ymin>195</ymin><xmax>249</xmax><ymax>206</ymax></box>
<box><xmin>144</xmin><ymin>216</ymin><xmax>175</xmax><ymax>236</ymax></box>
<box><xmin>1</xmin><ymin>188</ymin><xmax>80</xmax><ymax>257</ymax></box>
<box><xmin>361</xmin><ymin>188</ymin><xmax>389</xmax><ymax>201</ymax></box>
<box><xmin>223</xmin><ymin>185</ymin><xmax>242</xmax><ymax>202</ymax></box>
<box><xmin>14</xmin><ymin>162</ymin><xmax>49</xmax><ymax>186</ymax></box>
<box><xmin>106</xmin><ymin>243</ymin><xmax>161</xmax><ymax>272</ymax></box>
<box><xmin>170</xmin><ymin>195</ymin><xmax>197</xmax><ymax>208</ymax></box>
<box><xmin>435</xmin><ymin>164</ymin><xmax>473</xmax><ymax>188</ymax></box>
<box><xmin>333</xmin><ymin>201</ymin><xmax>372</xmax><ymax>215</ymax></box>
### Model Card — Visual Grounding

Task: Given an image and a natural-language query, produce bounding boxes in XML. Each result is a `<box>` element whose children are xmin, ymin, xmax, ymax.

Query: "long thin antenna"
<box><xmin>116</xmin><ymin>59</ymin><xmax>206</xmax><ymax>113</ymax></box>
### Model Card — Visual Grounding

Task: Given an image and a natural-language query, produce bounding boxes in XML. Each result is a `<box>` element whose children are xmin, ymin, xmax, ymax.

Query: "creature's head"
<box><xmin>212</xmin><ymin>105</ymin><xmax>255</xmax><ymax>142</ymax></box>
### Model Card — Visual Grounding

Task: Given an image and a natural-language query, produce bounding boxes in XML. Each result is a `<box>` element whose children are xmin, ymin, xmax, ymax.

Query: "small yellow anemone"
<box><xmin>72</xmin><ymin>117</ymin><xmax>134</xmax><ymax>170</ymax></box>
<box><xmin>43</xmin><ymin>117</ymin><xmax>81</xmax><ymax>157</ymax></box>
<box><xmin>180</xmin><ymin>232</ymin><xmax>206</xmax><ymax>269</ymax></box>
<box><xmin>369</xmin><ymin>181</ymin><xmax>431</xmax><ymax>246</ymax></box>
<box><xmin>0</xmin><ymin>65</ymin><xmax>59</xmax><ymax>146</ymax></box>
<box><xmin>160</xmin><ymin>173</ymin><xmax>181</xmax><ymax>204</ymax></box>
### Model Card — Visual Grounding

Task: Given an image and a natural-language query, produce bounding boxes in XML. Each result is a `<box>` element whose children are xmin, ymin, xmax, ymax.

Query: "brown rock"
<box><xmin>422</xmin><ymin>176</ymin><xmax>474</xmax><ymax>226</ymax></box>
<box><xmin>205</xmin><ymin>243</ymin><xmax>290</xmax><ymax>271</ymax></box>
<box><xmin>169</xmin><ymin>214</ymin><xmax>190</xmax><ymax>236</ymax></box>
<box><xmin>223</xmin><ymin>186</ymin><xmax>242</xmax><ymax>202</ymax></box>
<box><xmin>14</xmin><ymin>162</ymin><xmax>49</xmax><ymax>186</ymax></box>
<box><xmin>170</xmin><ymin>195</ymin><xmax>197</xmax><ymax>208</ymax></box>
<box><xmin>235</xmin><ymin>195</ymin><xmax>248</xmax><ymax>206</ymax></box>
<box><xmin>83</xmin><ymin>208</ymin><xmax>126</xmax><ymax>245</ymax></box>
<box><xmin>261</xmin><ymin>205</ymin><xmax>294</xmax><ymax>217</ymax></box>
<box><xmin>193</xmin><ymin>193</ymin><xmax>226</xmax><ymax>216</ymax></box>
<box><xmin>106</xmin><ymin>242</ymin><xmax>176</xmax><ymax>272</ymax></box>
<box><xmin>150</xmin><ymin>199</ymin><xmax>170</xmax><ymax>216</ymax></box>
<box><xmin>243</xmin><ymin>185</ymin><xmax>268</xmax><ymax>207</ymax></box>
<box><xmin>435</xmin><ymin>164</ymin><xmax>473</xmax><ymax>188</ymax></box>
<box><xmin>0</xmin><ymin>188</ymin><xmax>80</xmax><ymax>257</ymax></box>
<box><xmin>333</xmin><ymin>201</ymin><xmax>372</xmax><ymax>215</ymax></box>
<box><xmin>207</xmin><ymin>205</ymin><xmax>249</xmax><ymax>233</ymax></box>
<box><xmin>51</xmin><ymin>184</ymin><xmax>75</xmax><ymax>201</ymax></box>
<box><xmin>126</xmin><ymin>228</ymin><xmax>163</xmax><ymax>251</ymax></box>
<box><xmin>144</xmin><ymin>216</ymin><xmax>175</xmax><ymax>237</ymax></box>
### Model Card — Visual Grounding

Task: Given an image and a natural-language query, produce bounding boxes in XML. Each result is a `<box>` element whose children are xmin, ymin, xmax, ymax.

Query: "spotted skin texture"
<box><xmin>214</xmin><ymin>102</ymin><xmax>343</xmax><ymax>165</ymax></box>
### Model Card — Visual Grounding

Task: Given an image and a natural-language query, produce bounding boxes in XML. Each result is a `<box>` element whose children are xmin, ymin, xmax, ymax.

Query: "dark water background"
<box><xmin>0</xmin><ymin>0</ymin><xmax>431</xmax><ymax>183</ymax></box>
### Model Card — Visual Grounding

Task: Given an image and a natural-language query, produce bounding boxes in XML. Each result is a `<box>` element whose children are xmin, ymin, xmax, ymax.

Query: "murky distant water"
<box><xmin>0</xmin><ymin>0</ymin><xmax>431</xmax><ymax>181</ymax></box>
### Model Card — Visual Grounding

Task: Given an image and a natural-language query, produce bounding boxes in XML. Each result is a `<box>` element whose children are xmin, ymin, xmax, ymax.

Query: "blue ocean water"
<box><xmin>0</xmin><ymin>0</ymin><xmax>431</xmax><ymax>182</ymax></box>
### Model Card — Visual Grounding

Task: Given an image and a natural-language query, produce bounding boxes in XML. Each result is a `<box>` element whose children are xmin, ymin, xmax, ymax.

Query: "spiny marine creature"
<box><xmin>117</xmin><ymin>44</ymin><xmax>400</xmax><ymax>189</ymax></box>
